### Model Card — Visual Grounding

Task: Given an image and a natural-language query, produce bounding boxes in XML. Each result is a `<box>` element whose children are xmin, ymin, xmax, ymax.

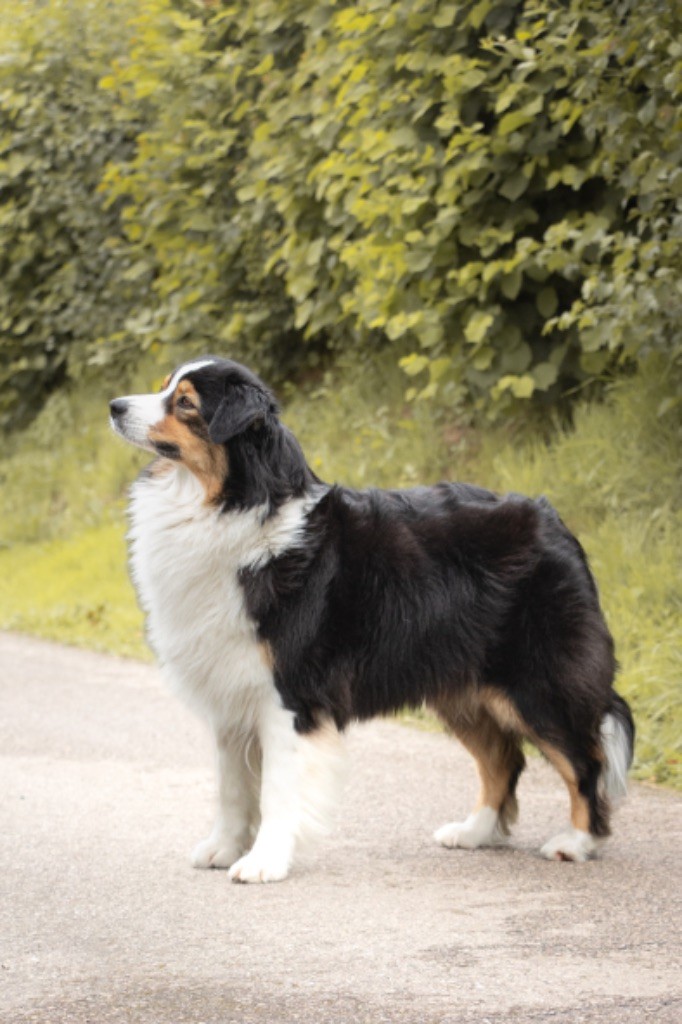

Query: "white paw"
<box><xmin>541</xmin><ymin>828</ymin><xmax>597</xmax><ymax>863</ymax></box>
<box><xmin>434</xmin><ymin>806</ymin><xmax>507</xmax><ymax>850</ymax></box>
<box><xmin>190</xmin><ymin>834</ymin><xmax>242</xmax><ymax>870</ymax></box>
<box><xmin>228</xmin><ymin>847</ymin><xmax>291</xmax><ymax>884</ymax></box>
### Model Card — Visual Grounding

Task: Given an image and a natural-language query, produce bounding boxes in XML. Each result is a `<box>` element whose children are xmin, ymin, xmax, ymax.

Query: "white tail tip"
<box><xmin>600</xmin><ymin>711</ymin><xmax>631</xmax><ymax>804</ymax></box>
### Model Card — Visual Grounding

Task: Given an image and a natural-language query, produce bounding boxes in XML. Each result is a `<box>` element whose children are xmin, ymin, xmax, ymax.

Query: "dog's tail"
<box><xmin>599</xmin><ymin>692</ymin><xmax>635</xmax><ymax>804</ymax></box>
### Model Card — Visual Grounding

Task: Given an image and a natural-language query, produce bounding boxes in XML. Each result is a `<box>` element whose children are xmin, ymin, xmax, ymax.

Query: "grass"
<box><xmin>1</xmin><ymin>523</ymin><xmax>148</xmax><ymax>659</ymax></box>
<box><xmin>281</xmin><ymin>351</ymin><xmax>459</xmax><ymax>490</ymax></box>
<box><xmin>1</xmin><ymin>354</ymin><xmax>679</xmax><ymax>786</ymax></box>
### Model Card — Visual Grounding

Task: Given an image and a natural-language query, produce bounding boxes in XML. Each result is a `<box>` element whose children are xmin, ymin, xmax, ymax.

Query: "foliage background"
<box><xmin>0</xmin><ymin>0</ymin><xmax>680</xmax><ymax>784</ymax></box>
<box><xmin>2</xmin><ymin>0</ymin><xmax>681</xmax><ymax>427</ymax></box>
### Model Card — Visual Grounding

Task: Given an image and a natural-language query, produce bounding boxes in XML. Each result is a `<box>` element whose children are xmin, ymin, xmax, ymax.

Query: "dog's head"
<box><xmin>110</xmin><ymin>357</ymin><xmax>304</xmax><ymax>507</ymax></box>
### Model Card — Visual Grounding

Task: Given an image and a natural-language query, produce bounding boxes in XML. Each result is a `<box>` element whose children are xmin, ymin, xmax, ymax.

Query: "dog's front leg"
<box><xmin>191</xmin><ymin>730</ymin><xmax>257</xmax><ymax>870</ymax></box>
<box><xmin>228</xmin><ymin>699</ymin><xmax>301</xmax><ymax>883</ymax></box>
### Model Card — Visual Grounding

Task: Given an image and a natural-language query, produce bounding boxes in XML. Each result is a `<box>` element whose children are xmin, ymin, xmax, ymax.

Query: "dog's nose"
<box><xmin>109</xmin><ymin>398</ymin><xmax>128</xmax><ymax>419</ymax></box>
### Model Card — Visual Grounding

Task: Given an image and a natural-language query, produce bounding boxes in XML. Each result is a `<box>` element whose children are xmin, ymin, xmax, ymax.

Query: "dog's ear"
<box><xmin>208</xmin><ymin>384</ymin><xmax>273</xmax><ymax>444</ymax></box>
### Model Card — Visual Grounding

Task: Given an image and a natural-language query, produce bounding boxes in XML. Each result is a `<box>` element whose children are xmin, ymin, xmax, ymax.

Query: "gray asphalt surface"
<box><xmin>1</xmin><ymin>632</ymin><xmax>680</xmax><ymax>1024</ymax></box>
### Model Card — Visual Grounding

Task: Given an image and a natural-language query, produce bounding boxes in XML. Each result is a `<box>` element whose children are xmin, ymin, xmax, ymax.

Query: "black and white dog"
<box><xmin>110</xmin><ymin>356</ymin><xmax>634</xmax><ymax>882</ymax></box>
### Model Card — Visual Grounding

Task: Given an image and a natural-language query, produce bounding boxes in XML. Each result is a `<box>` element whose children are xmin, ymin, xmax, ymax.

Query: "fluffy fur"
<box><xmin>110</xmin><ymin>356</ymin><xmax>634</xmax><ymax>882</ymax></box>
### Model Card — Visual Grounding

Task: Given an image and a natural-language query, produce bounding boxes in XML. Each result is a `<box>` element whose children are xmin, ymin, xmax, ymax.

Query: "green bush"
<box><xmin>0</xmin><ymin>0</ymin><xmax>145</xmax><ymax>431</ymax></box>
<box><xmin>97</xmin><ymin>0</ymin><xmax>300</xmax><ymax>380</ymax></box>
<box><xmin>99</xmin><ymin>0</ymin><xmax>682</xmax><ymax>413</ymax></box>
<box><xmin>2</xmin><ymin>0</ymin><xmax>680</xmax><ymax>426</ymax></box>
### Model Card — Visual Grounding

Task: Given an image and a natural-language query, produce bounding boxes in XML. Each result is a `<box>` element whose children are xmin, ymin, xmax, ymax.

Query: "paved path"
<box><xmin>1</xmin><ymin>633</ymin><xmax>680</xmax><ymax>1024</ymax></box>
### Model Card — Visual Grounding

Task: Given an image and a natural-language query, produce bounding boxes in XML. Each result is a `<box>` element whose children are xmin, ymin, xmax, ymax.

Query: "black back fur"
<box><xmin>240</xmin><ymin>483</ymin><xmax>617</xmax><ymax>738</ymax></box>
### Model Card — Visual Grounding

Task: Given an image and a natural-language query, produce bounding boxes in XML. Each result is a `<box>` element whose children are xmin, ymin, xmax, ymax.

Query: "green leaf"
<box><xmin>122</xmin><ymin>260</ymin><xmax>152</xmax><ymax>281</ymax></box>
<box><xmin>433</xmin><ymin>5</ymin><xmax>457</xmax><ymax>28</ymax></box>
<box><xmin>501</xmin><ymin>342</ymin><xmax>532</xmax><ymax>374</ymax></box>
<box><xmin>464</xmin><ymin>311</ymin><xmax>494</xmax><ymax>344</ymax></box>
<box><xmin>288</xmin><ymin>272</ymin><xmax>316</xmax><ymax>303</ymax></box>
<box><xmin>499</xmin><ymin>374</ymin><xmax>535</xmax><ymax>398</ymax></box>
<box><xmin>580</xmin><ymin>350</ymin><xmax>610</xmax><ymax>374</ymax></box>
<box><xmin>536</xmin><ymin>287</ymin><xmax>558</xmax><ymax>318</ymax></box>
<box><xmin>399</xmin><ymin>353</ymin><xmax>430</xmax><ymax>377</ymax></box>
<box><xmin>294</xmin><ymin>298</ymin><xmax>314</xmax><ymax>329</ymax></box>
<box><xmin>468</xmin><ymin>0</ymin><xmax>493</xmax><ymax>29</ymax></box>
<box><xmin>531</xmin><ymin>362</ymin><xmax>559</xmax><ymax>390</ymax></box>
<box><xmin>498</xmin><ymin>97</ymin><xmax>543</xmax><ymax>136</ymax></box>
<box><xmin>429</xmin><ymin>357</ymin><xmax>452</xmax><ymax>382</ymax></box>
<box><xmin>501</xmin><ymin>268</ymin><xmax>522</xmax><ymax>300</ymax></box>
<box><xmin>499</xmin><ymin>171</ymin><xmax>530</xmax><ymax>202</ymax></box>
<box><xmin>473</xmin><ymin>345</ymin><xmax>494</xmax><ymax>370</ymax></box>
<box><xmin>305</xmin><ymin>239</ymin><xmax>325</xmax><ymax>267</ymax></box>
<box><xmin>251</xmin><ymin>53</ymin><xmax>274</xmax><ymax>76</ymax></box>
<box><xmin>495</xmin><ymin>82</ymin><xmax>525</xmax><ymax>115</ymax></box>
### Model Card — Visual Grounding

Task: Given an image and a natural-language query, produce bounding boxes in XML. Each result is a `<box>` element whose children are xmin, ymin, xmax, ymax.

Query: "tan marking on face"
<box><xmin>148</xmin><ymin>379</ymin><xmax>227</xmax><ymax>503</ymax></box>
<box><xmin>175</xmin><ymin>379</ymin><xmax>200</xmax><ymax>406</ymax></box>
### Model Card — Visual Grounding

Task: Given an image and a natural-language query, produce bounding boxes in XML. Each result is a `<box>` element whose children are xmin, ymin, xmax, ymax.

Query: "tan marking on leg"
<box><xmin>472</xmin><ymin>732</ymin><xmax>515</xmax><ymax>812</ymax></box>
<box><xmin>433</xmin><ymin>691</ymin><xmax>524</xmax><ymax>823</ymax></box>
<box><xmin>478</xmin><ymin>690</ymin><xmax>592</xmax><ymax>834</ymax></box>
<box><xmin>480</xmin><ymin>687</ymin><xmax>527</xmax><ymax>734</ymax></box>
<box><xmin>537</xmin><ymin>742</ymin><xmax>590</xmax><ymax>832</ymax></box>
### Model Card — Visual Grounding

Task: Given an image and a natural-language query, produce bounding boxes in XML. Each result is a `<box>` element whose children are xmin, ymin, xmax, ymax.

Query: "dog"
<box><xmin>110</xmin><ymin>356</ymin><xmax>634</xmax><ymax>882</ymax></box>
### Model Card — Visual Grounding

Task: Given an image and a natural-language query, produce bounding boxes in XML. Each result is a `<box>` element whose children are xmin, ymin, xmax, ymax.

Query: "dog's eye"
<box><xmin>176</xmin><ymin>395</ymin><xmax>195</xmax><ymax>411</ymax></box>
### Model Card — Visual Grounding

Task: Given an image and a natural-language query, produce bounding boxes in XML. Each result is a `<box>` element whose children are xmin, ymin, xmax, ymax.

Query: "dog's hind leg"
<box><xmin>432</xmin><ymin>694</ymin><xmax>526</xmax><ymax>850</ymax></box>
<box><xmin>535</xmin><ymin>739</ymin><xmax>603</xmax><ymax>862</ymax></box>
<box><xmin>516</xmin><ymin>691</ymin><xmax>632</xmax><ymax>862</ymax></box>
<box><xmin>513</xmin><ymin>682</ymin><xmax>633</xmax><ymax>862</ymax></box>
<box><xmin>534</xmin><ymin>699</ymin><xmax>635</xmax><ymax>863</ymax></box>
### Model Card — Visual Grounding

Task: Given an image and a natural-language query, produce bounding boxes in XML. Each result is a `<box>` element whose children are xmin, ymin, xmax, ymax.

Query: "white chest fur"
<box><xmin>128</xmin><ymin>465</ymin><xmax>311</xmax><ymax>731</ymax></box>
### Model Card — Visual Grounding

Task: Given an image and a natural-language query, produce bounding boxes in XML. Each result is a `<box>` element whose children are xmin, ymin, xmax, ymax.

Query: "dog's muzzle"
<box><xmin>109</xmin><ymin>398</ymin><xmax>129</xmax><ymax>422</ymax></box>
<box><xmin>109</xmin><ymin>396</ymin><xmax>145</xmax><ymax>447</ymax></box>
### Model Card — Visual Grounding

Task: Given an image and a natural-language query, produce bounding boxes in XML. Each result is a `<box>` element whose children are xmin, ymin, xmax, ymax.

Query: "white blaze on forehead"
<box><xmin>162</xmin><ymin>358</ymin><xmax>217</xmax><ymax>399</ymax></box>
